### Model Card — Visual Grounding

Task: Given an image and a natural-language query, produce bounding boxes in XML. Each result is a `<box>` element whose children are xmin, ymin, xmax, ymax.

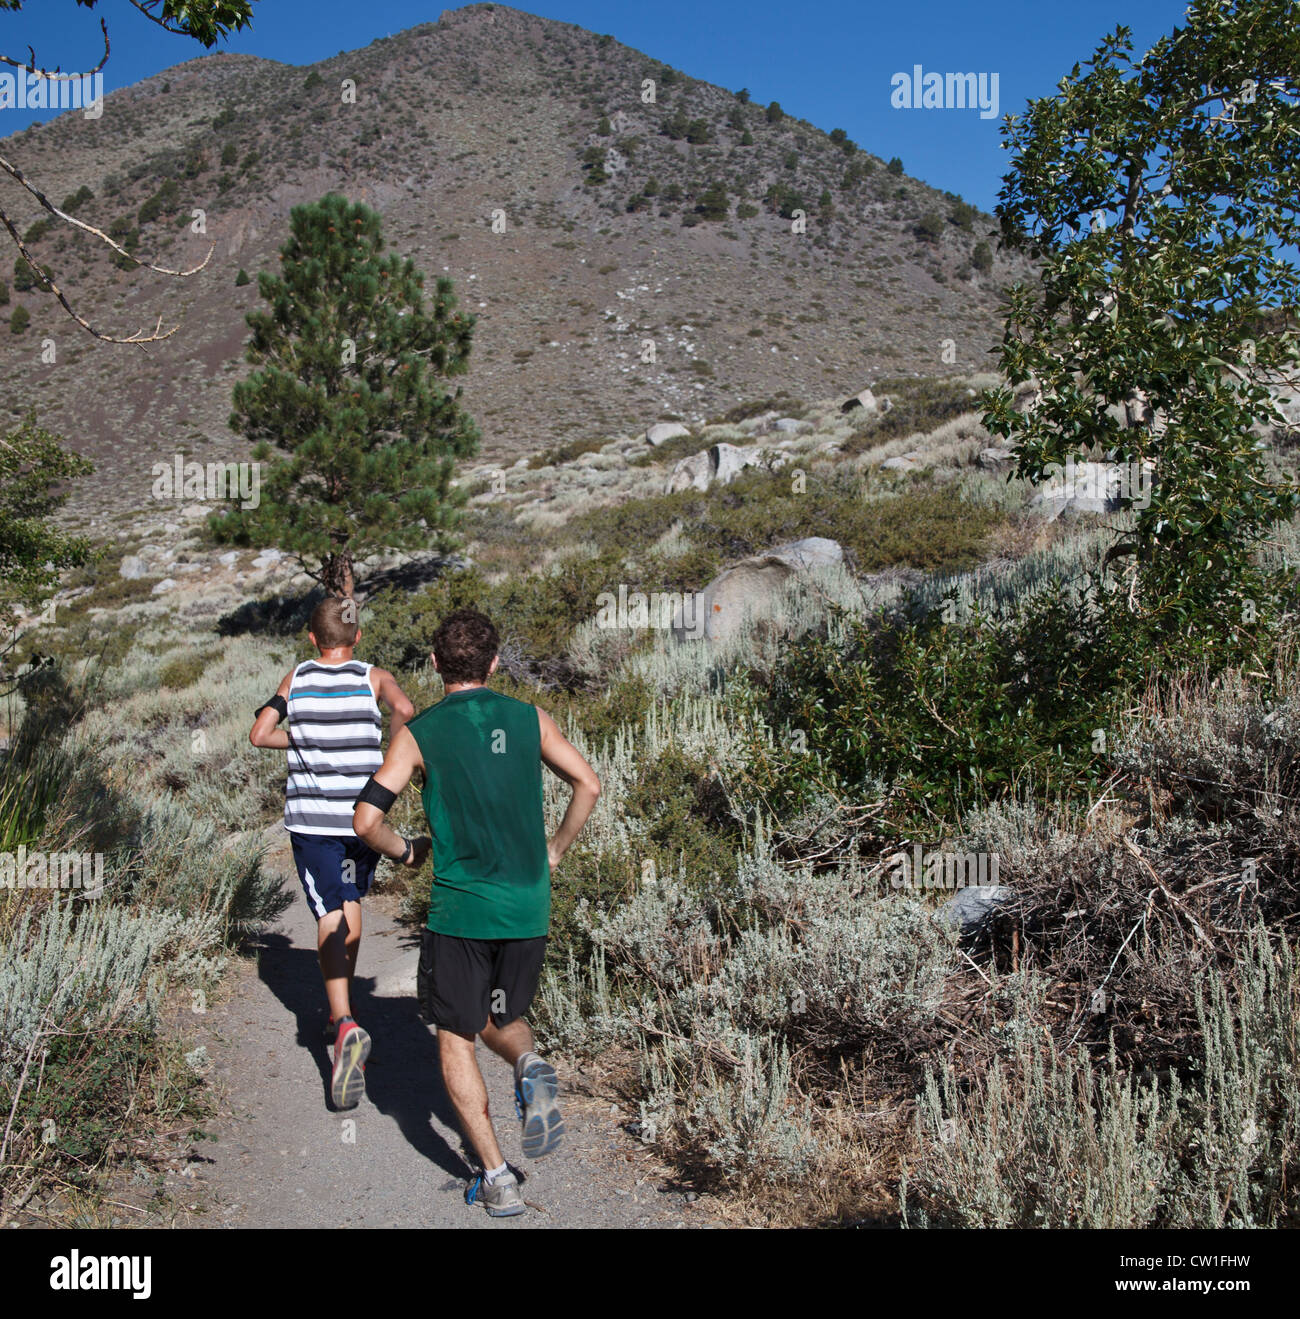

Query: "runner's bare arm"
<box><xmin>352</xmin><ymin>725</ymin><xmax>430</xmax><ymax>867</ymax></box>
<box><xmin>370</xmin><ymin>666</ymin><xmax>416</xmax><ymax>739</ymax></box>
<box><xmin>538</xmin><ymin>707</ymin><xmax>601</xmax><ymax>869</ymax></box>
<box><xmin>249</xmin><ymin>669</ymin><xmax>294</xmax><ymax>749</ymax></box>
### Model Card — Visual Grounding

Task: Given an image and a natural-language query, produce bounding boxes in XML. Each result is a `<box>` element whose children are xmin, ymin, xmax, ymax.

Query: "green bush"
<box><xmin>565</xmin><ymin>468</ymin><xmax>1001</xmax><ymax>584</ymax></box>
<box><xmin>9</xmin><ymin>304</ymin><xmax>29</xmax><ymax>334</ymax></box>
<box><xmin>12</xmin><ymin>257</ymin><xmax>49</xmax><ymax>294</ymax></box>
<box><xmin>842</xmin><ymin>375</ymin><xmax>978</xmax><ymax>454</ymax></box>
<box><xmin>159</xmin><ymin>651</ymin><xmax>212</xmax><ymax>689</ymax></box>
<box><xmin>60</xmin><ymin>185</ymin><xmax>94</xmax><ymax>213</ymax></box>
<box><xmin>914</xmin><ymin>211</ymin><xmax>944</xmax><ymax>244</ymax></box>
<box><xmin>734</xmin><ymin>582</ymin><xmax>1122</xmax><ymax>836</ymax></box>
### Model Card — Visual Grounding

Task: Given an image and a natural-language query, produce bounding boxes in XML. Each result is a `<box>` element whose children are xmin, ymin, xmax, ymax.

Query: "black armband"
<box><xmin>255</xmin><ymin>693</ymin><xmax>288</xmax><ymax>721</ymax></box>
<box><xmin>354</xmin><ymin>774</ymin><xmax>397</xmax><ymax>813</ymax></box>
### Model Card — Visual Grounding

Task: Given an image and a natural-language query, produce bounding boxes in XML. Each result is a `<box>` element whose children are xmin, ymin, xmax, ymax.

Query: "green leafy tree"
<box><xmin>766</xmin><ymin>100</ymin><xmax>784</xmax><ymax>125</ymax></box>
<box><xmin>213</xmin><ymin>193</ymin><xmax>480</xmax><ymax>597</ymax></box>
<box><xmin>886</xmin><ymin>156</ymin><xmax>904</xmax><ymax>176</ymax></box>
<box><xmin>981</xmin><ymin>0</ymin><xmax>1300</xmax><ymax>660</ymax></box>
<box><xmin>0</xmin><ymin>413</ymin><xmax>93</xmax><ymax>678</ymax></box>
<box><xmin>9</xmin><ymin>304</ymin><xmax>29</xmax><ymax>333</ymax></box>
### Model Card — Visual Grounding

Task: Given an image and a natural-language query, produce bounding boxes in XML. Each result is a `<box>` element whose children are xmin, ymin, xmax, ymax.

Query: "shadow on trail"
<box><xmin>252</xmin><ymin>931</ymin><xmax>472</xmax><ymax>1181</ymax></box>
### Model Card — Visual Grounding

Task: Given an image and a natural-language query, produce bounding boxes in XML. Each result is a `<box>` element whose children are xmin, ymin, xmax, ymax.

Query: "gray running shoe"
<box><xmin>466</xmin><ymin>1170</ymin><xmax>526</xmax><ymax>1217</ymax></box>
<box><xmin>514</xmin><ymin>1052</ymin><xmax>564</xmax><ymax>1158</ymax></box>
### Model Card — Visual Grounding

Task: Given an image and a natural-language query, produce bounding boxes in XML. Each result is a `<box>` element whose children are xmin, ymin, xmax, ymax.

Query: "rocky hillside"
<box><xmin>0</xmin><ymin>2</ymin><xmax>1030</xmax><ymax>530</ymax></box>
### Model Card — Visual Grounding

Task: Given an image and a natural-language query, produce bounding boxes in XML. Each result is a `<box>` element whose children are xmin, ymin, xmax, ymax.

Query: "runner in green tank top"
<box><xmin>353</xmin><ymin>609</ymin><xmax>601</xmax><ymax>1218</ymax></box>
<box><xmin>408</xmin><ymin>684</ymin><xmax>551</xmax><ymax>940</ymax></box>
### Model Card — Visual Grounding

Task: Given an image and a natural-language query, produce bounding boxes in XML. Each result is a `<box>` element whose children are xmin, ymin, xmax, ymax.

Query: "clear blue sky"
<box><xmin>3</xmin><ymin>0</ymin><xmax>1193</xmax><ymax>212</ymax></box>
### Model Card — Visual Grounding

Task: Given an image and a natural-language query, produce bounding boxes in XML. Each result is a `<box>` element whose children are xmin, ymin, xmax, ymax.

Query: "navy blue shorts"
<box><xmin>289</xmin><ymin>832</ymin><xmax>380</xmax><ymax>918</ymax></box>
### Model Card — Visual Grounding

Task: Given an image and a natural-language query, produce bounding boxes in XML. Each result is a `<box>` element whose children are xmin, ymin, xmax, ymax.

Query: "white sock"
<box><xmin>484</xmin><ymin>1161</ymin><xmax>508</xmax><ymax>1185</ymax></box>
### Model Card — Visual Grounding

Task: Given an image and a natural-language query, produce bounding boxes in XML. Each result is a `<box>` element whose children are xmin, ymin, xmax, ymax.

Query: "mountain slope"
<box><xmin>0</xmin><ymin>2</ymin><xmax>1027</xmax><ymax>527</ymax></box>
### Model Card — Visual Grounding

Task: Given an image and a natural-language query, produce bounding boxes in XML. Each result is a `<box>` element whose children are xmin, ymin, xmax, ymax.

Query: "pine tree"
<box><xmin>212</xmin><ymin>193</ymin><xmax>480</xmax><ymax>596</ymax></box>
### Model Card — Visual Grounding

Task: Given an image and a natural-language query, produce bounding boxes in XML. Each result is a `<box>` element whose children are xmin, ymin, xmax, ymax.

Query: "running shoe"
<box><xmin>331</xmin><ymin>1017</ymin><xmax>370</xmax><ymax>1110</ymax></box>
<box><xmin>514</xmin><ymin>1052</ymin><xmax>564</xmax><ymax>1158</ymax></box>
<box><xmin>465</xmin><ymin>1170</ymin><xmax>526</xmax><ymax>1217</ymax></box>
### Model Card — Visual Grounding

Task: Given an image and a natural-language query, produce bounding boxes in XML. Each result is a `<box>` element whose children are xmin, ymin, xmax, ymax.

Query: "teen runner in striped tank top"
<box><xmin>250</xmin><ymin>597</ymin><xmax>423</xmax><ymax>1111</ymax></box>
<box><xmin>285</xmin><ymin>657</ymin><xmax>383</xmax><ymax>833</ymax></box>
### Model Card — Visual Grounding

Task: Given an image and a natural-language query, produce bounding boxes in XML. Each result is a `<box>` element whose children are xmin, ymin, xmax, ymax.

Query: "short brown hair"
<box><xmin>309</xmin><ymin>596</ymin><xmax>360</xmax><ymax>650</ymax></box>
<box><xmin>432</xmin><ymin>608</ymin><xmax>498</xmax><ymax>684</ymax></box>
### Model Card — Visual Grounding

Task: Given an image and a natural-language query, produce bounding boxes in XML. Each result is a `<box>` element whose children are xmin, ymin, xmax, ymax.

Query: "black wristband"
<box><xmin>255</xmin><ymin>693</ymin><xmax>288</xmax><ymax>721</ymax></box>
<box><xmin>354</xmin><ymin>774</ymin><xmax>397</xmax><ymax>813</ymax></box>
<box><xmin>399</xmin><ymin>838</ymin><xmax>414</xmax><ymax>864</ymax></box>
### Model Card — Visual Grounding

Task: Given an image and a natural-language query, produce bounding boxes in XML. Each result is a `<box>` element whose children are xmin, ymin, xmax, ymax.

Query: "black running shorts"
<box><xmin>416</xmin><ymin>930</ymin><xmax>548</xmax><ymax>1036</ymax></box>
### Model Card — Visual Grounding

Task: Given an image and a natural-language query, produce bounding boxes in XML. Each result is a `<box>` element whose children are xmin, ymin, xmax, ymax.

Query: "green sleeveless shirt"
<box><xmin>406</xmin><ymin>686</ymin><xmax>550</xmax><ymax>940</ymax></box>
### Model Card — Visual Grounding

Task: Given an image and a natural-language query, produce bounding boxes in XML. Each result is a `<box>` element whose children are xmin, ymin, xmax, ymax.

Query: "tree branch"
<box><xmin>0</xmin><ymin>16</ymin><xmax>108</xmax><ymax>76</ymax></box>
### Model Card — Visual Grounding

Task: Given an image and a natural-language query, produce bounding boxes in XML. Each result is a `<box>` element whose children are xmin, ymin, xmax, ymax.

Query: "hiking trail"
<box><xmin>182</xmin><ymin>829</ymin><xmax>707</xmax><ymax>1229</ymax></box>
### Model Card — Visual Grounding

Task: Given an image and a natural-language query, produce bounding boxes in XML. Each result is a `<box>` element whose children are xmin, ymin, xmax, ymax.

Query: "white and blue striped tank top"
<box><xmin>283</xmin><ymin>659</ymin><xmax>383</xmax><ymax>836</ymax></box>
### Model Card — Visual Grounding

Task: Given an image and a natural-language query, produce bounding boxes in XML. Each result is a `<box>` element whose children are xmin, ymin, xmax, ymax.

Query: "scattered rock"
<box><xmin>665</xmin><ymin>449</ymin><xmax>714</xmax><ymax>494</ymax></box>
<box><xmin>151</xmin><ymin>578</ymin><xmax>178</xmax><ymax>595</ymax></box>
<box><xmin>936</xmin><ymin>885</ymin><xmax>1017</xmax><ymax>935</ymax></box>
<box><xmin>674</xmin><ymin>538</ymin><xmax>844</xmax><ymax>642</ymax></box>
<box><xmin>840</xmin><ymin>388</ymin><xmax>879</xmax><ymax>415</ymax></box>
<box><xmin>646</xmin><ymin>421</ymin><xmax>690</xmax><ymax>447</ymax></box>
<box><xmin>768</xmin><ymin>537</ymin><xmax>843</xmax><ymax>571</ymax></box>
<box><xmin>218</xmin><ymin>550</ymin><xmax>240</xmax><ymax>568</ymax></box>
<box><xmin>737</xmin><ymin>410</ymin><xmax>779</xmax><ymax>434</ymax></box>
<box><xmin>665</xmin><ymin>442</ymin><xmax>765</xmax><ymax>494</ymax></box>
<box><xmin>977</xmin><ymin>447</ymin><xmax>1015</xmax><ymax>468</ymax></box>
<box><xmin>881</xmin><ymin>452</ymin><xmax>924</xmax><ymax>473</ymax></box>
<box><xmin>773</xmin><ymin>417</ymin><xmax>803</xmax><ymax>434</ymax></box>
<box><xmin>119</xmin><ymin>555</ymin><xmax>146</xmax><ymax>580</ymax></box>
<box><xmin>1031</xmin><ymin>461</ymin><xmax>1125</xmax><ymax>519</ymax></box>
<box><xmin>712</xmin><ymin>442</ymin><xmax>765</xmax><ymax>486</ymax></box>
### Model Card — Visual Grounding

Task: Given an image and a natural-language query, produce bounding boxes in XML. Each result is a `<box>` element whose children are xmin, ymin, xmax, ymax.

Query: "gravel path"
<box><xmin>186</xmin><ymin>835</ymin><xmax>705</xmax><ymax>1229</ymax></box>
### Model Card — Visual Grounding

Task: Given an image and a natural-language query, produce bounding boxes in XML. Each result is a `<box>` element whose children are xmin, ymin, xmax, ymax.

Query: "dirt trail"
<box><xmin>186</xmin><ymin>833</ymin><xmax>704</xmax><ymax>1229</ymax></box>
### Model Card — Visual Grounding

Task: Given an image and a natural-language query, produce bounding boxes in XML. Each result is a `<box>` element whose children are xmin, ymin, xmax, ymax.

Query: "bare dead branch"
<box><xmin>0</xmin><ymin>17</ymin><xmax>108</xmax><ymax>76</ymax></box>
<box><xmin>0</xmin><ymin>152</ymin><xmax>216</xmax><ymax>343</ymax></box>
